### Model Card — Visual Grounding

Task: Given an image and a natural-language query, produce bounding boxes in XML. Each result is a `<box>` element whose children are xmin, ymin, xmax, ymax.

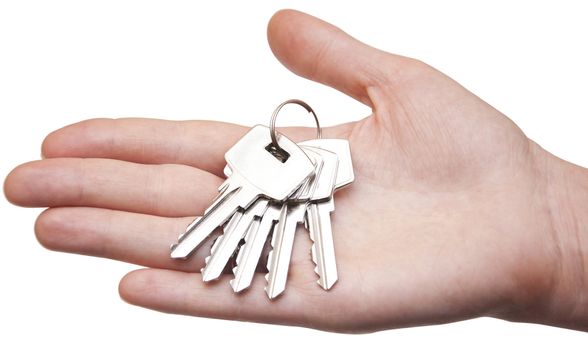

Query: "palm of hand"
<box><xmin>4</xmin><ymin>10</ymin><xmax>556</xmax><ymax>333</ymax></box>
<box><xmin>328</xmin><ymin>66</ymin><xmax>553</xmax><ymax>331</ymax></box>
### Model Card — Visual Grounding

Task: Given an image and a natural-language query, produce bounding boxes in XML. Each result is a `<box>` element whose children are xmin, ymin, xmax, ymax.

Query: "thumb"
<box><xmin>267</xmin><ymin>9</ymin><xmax>415</xmax><ymax>107</ymax></box>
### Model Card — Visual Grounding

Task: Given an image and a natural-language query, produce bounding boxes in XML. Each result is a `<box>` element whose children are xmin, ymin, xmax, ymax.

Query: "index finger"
<box><xmin>42</xmin><ymin>118</ymin><xmax>247</xmax><ymax>177</ymax></box>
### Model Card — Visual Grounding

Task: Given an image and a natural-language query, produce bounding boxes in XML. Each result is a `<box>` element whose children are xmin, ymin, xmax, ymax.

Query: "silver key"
<box><xmin>265</xmin><ymin>147</ymin><xmax>338</xmax><ymax>299</ymax></box>
<box><xmin>229</xmin><ymin>148</ymin><xmax>324</xmax><ymax>293</ymax></box>
<box><xmin>230</xmin><ymin>203</ymin><xmax>282</xmax><ymax>292</ymax></box>
<box><xmin>264</xmin><ymin>202</ymin><xmax>296</xmax><ymax>299</ymax></box>
<box><xmin>187</xmin><ymin>131</ymin><xmax>321</xmax><ymax>246</ymax></box>
<box><xmin>170</xmin><ymin>125</ymin><xmax>315</xmax><ymax>259</ymax></box>
<box><xmin>201</xmin><ymin>198</ymin><xmax>269</xmax><ymax>281</ymax></box>
<box><xmin>300</xmin><ymin>139</ymin><xmax>355</xmax><ymax>290</ymax></box>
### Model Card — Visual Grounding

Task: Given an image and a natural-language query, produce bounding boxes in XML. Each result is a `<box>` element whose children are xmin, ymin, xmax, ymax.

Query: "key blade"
<box><xmin>230</xmin><ymin>206</ymin><xmax>279</xmax><ymax>293</ymax></box>
<box><xmin>264</xmin><ymin>204</ymin><xmax>289</xmax><ymax>299</ymax></box>
<box><xmin>307</xmin><ymin>200</ymin><xmax>338</xmax><ymax>290</ymax></box>
<box><xmin>170</xmin><ymin>185</ymin><xmax>257</xmax><ymax>259</ymax></box>
<box><xmin>205</xmin><ymin>177</ymin><xmax>238</xmax><ymax>215</ymax></box>
<box><xmin>230</xmin><ymin>218</ymin><xmax>262</xmax><ymax>292</ymax></box>
<box><xmin>178</xmin><ymin>216</ymin><xmax>201</xmax><ymax>242</ymax></box>
<box><xmin>209</xmin><ymin>211</ymin><xmax>242</xmax><ymax>257</ymax></box>
<box><xmin>201</xmin><ymin>198</ymin><xmax>269</xmax><ymax>282</ymax></box>
<box><xmin>233</xmin><ymin>219</ymin><xmax>259</xmax><ymax>269</ymax></box>
<box><xmin>265</xmin><ymin>203</ymin><xmax>306</xmax><ymax>299</ymax></box>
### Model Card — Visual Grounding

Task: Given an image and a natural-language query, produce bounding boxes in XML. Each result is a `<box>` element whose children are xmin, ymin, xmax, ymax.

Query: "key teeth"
<box><xmin>310</xmin><ymin>243</ymin><xmax>318</xmax><ymax>265</ymax></box>
<box><xmin>265</xmin><ymin>249</ymin><xmax>274</xmax><ymax>283</ymax></box>
<box><xmin>264</xmin><ymin>270</ymin><xmax>276</xmax><ymax>299</ymax></box>
<box><xmin>200</xmin><ymin>255</ymin><xmax>212</xmax><ymax>281</ymax></box>
<box><xmin>309</xmin><ymin>239</ymin><xmax>334</xmax><ymax>290</ymax></box>
<box><xmin>234</xmin><ymin>234</ymin><xmax>247</xmax><ymax>268</ymax></box>
<box><xmin>205</xmin><ymin>232</ymin><xmax>224</xmax><ymax>272</ymax></box>
<box><xmin>229</xmin><ymin>277</ymin><xmax>248</xmax><ymax>293</ymax></box>
<box><xmin>230</xmin><ymin>256</ymin><xmax>243</xmax><ymax>291</ymax></box>
<box><xmin>234</xmin><ymin>249</ymin><xmax>244</xmax><ymax>267</ymax></box>
<box><xmin>230</xmin><ymin>236</ymin><xmax>250</xmax><ymax>293</ymax></box>
<box><xmin>229</xmin><ymin>266</ymin><xmax>243</xmax><ymax>293</ymax></box>
<box><xmin>265</xmin><ymin>220</ymin><xmax>278</xmax><ymax>275</ymax></box>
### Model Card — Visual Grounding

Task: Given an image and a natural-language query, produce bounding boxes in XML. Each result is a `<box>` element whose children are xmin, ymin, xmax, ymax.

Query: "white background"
<box><xmin>1</xmin><ymin>0</ymin><xmax>587</xmax><ymax>348</ymax></box>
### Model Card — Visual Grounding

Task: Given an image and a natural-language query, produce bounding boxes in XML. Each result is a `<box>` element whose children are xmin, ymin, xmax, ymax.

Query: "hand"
<box><xmin>4</xmin><ymin>9</ymin><xmax>588</xmax><ymax>333</ymax></box>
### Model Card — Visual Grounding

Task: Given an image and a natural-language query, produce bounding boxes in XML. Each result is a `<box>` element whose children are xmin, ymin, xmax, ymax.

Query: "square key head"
<box><xmin>301</xmin><ymin>146</ymin><xmax>338</xmax><ymax>201</ymax></box>
<box><xmin>225</xmin><ymin>125</ymin><xmax>315</xmax><ymax>201</ymax></box>
<box><xmin>299</xmin><ymin>139</ymin><xmax>355</xmax><ymax>188</ymax></box>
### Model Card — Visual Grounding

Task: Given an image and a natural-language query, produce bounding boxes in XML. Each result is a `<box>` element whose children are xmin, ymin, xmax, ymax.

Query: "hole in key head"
<box><xmin>265</xmin><ymin>143</ymin><xmax>290</xmax><ymax>163</ymax></box>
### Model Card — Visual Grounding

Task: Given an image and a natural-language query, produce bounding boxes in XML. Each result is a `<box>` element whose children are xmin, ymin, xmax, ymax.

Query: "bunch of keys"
<box><xmin>170</xmin><ymin>99</ymin><xmax>354</xmax><ymax>299</ymax></box>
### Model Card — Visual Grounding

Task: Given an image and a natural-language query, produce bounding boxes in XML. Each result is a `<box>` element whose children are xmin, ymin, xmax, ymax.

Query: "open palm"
<box><xmin>4</xmin><ymin>10</ymin><xmax>561</xmax><ymax>333</ymax></box>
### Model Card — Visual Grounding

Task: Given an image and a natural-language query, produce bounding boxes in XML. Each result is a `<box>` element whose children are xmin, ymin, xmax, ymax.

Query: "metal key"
<box><xmin>265</xmin><ymin>147</ymin><xmax>339</xmax><ymax>299</ymax></box>
<box><xmin>229</xmin><ymin>204</ymin><xmax>280</xmax><ymax>292</ymax></box>
<box><xmin>170</xmin><ymin>125</ymin><xmax>315</xmax><ymax>259</ymax></box>
<box><xmin>180</xmin><ymin>129</ymin><xmax>323</xmax><ymax>247</ymax></box>
<box><xmin>206</xmin><ymin>151</ymin><xmax>322</xmax><ymax>283</ymax></box>
<box><xmin>229</xmin><ymin>148</ymin><xmax>324</xmax><ymax>293</ymax></box>
<box><xmin>299</xmin><ymin>139</ymin><xmax>354</xmax><ymax>290</ymax></box>
<box><xmin>201</xmin><ymin>198</ymin><xmax>269</xmax><ymax>281</ymax></box>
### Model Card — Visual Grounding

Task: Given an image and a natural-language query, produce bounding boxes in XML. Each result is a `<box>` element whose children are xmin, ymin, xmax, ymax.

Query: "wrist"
<box><xmin>522</xmin><ymin>143</ymin><xmax>588</xmax><ymax>331</ymax></box>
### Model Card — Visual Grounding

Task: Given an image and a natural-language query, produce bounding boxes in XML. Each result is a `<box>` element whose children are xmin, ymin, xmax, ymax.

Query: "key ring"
<box><xmin>269</xmin><ymin>99</ymin><xmax>322</xmax><ymax>156</ymax></box>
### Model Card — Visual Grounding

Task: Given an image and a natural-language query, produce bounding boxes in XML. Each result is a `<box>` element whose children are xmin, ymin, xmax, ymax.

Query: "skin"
<box><xmin>3</xmin><ymin>10</ymin><xmax>588</xmax><ymax>333</ymax></box>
